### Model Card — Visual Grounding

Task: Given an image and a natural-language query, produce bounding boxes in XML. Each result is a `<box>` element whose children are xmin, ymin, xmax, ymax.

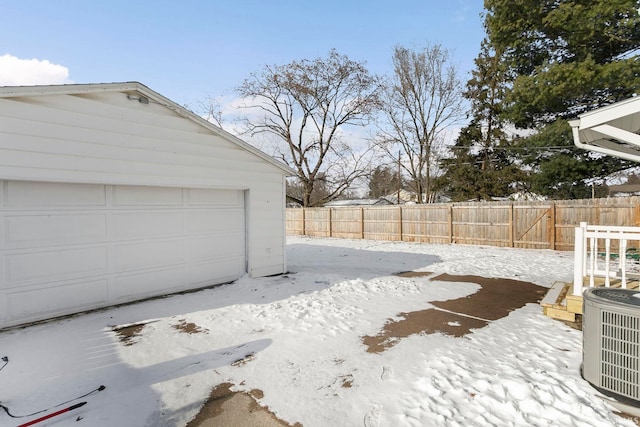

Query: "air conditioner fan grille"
<box><xmin>600</xmin><ymin>310</ymin><xmax>640</xmax><ymax>399</ymax></box>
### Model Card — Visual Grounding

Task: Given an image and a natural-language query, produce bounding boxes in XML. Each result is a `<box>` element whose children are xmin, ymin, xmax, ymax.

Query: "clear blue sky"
<box><xmin>1</xmin><ymin>0</ymin><xmax>486</xmax><ymax>108</ymax></box>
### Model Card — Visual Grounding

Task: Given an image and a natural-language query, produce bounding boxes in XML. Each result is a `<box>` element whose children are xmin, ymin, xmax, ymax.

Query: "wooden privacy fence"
<box><xmin>286</xmin><ymin>197</ymin><xmax>640</xmax><ymax>251</ymax></box>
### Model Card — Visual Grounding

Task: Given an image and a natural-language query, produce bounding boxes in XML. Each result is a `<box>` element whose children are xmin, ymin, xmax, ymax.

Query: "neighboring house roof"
<box><xmin>382</xmin><ymin>189</ymin><xmax>451</xmax><ymax>204</ymax></box>
<box><xmin>0</xmin><ymin>82</ymin><xmax>296</xmax><ymax>176</ymax></box>
<box><xmin>491</xmin><ymin>191</ymin><xmax>547</xmax><ymax>202</ymax></box>
<box><xmin>324</xmin><ymin>198</ymin><xmax>392</xmax><ymax>207</ymax></box>
<box><xmin>569</xmin><ymin>96</ymin><xmax>640</xmax><ymax>163</ymax></box>
<box><xmin>608</xmin><ymin>183</ymin><xmax>640</xmax><ymax>196</ymax></box>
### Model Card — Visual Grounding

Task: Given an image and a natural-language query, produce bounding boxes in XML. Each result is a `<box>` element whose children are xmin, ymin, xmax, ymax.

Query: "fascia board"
<box><xmin>578</xmin><ymin>97</ymin><xmax>640</xmax><ymax>129</ymax></box>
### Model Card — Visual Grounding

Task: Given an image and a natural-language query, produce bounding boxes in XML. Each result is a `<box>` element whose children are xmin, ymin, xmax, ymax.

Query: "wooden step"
<box><xmin>543</xmin><ymin>306</ymin><xmax>576</xmax><ymax>322</ymax></box>
<box><xmin>541</xmin><ymin>281</ymin><xmax>578</xmax><ymax>322</ymax></box>
<box><xmin>541</xmin><ymin>281</ymin><xmax>570</xmax><ymax>308</ymax></box>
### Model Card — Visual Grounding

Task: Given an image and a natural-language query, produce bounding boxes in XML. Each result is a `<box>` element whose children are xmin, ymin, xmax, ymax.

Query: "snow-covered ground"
<box><xmin>0</xmin><ymin>236</ymin><xmax>635</xmax><ymax>426</ymax></box>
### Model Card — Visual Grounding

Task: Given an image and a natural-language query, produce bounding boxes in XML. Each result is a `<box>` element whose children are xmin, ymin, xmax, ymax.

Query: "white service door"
<box><xmin>0</xmin><ymin>181</ymin><xmax>246</xmax><ymax>328</ymax></box>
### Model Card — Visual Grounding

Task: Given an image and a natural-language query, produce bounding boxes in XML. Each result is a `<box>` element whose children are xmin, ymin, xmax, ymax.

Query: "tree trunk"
<box><xmin>303</xmin><ymin>181</ymin><xmax>314</xmax><ymax>207</ymax></box>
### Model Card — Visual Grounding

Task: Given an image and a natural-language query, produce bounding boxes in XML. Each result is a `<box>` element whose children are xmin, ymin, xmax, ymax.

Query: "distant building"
<box><xmin>608</xmin><ymin>184</ymin><xmax>640</xmax><ymax>197</ymax></box>
<box><xmin>323</xmin><ymin>198</ymin><xmax>393</xmax><ymax>207</ymax></box>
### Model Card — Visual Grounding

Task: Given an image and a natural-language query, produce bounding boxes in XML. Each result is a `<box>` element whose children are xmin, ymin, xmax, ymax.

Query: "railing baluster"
<box><xmin>605</xmin><ymin>234</ymin><xmax>611</xmax><ymax>287</ymax></box>
<box><xmin>574</xmin><ymin>224</ymin><xmax>586</xmax><ymax>296</ymax></box>
<box><xmin>582</xmin><ymin>231</ymin><xmax>588</xmax><ymax>285</ymax></box>
<box><xmin>590</xmin><ymin>236</ymin><xmax>596</xmax><ymax>289</ymax></box>
<box><xmin>621</xmin><ymin>238</ymin><xmax>627</xmax><ymax>289</ymax></box>
<box><xmin>575</xmin><ymin>224</ymin><xmax>640</xmax><ymax>294</ymax></box>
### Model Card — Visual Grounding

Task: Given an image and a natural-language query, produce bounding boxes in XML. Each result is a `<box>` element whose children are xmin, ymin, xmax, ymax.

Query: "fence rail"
<box><xmin>286</xmin><ymin>197</ymin><xmax>640</xmax><ymax>251</ymax></box>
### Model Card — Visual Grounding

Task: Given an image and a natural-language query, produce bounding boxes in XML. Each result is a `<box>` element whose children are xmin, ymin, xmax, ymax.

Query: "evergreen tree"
<box><xmin>440</xmin><ymin>39</ymin><xmax>524</xmax><ymax>201</ymax></box>
<box><xmin>367</xmin><ymin>166</ymin><xmax>402</xmax><ymax>199</ymax></box>
<box><xmin>484</xmin><ymin>0</ymin><xmax>639</xmax><ymax>198</ymax></box>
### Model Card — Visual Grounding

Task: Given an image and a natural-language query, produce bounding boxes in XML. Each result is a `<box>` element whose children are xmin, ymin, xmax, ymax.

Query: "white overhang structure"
<box><xmin>569</xmin><ymin>96</ymin><xmax>640</xmax><ymax>162</ymax></box>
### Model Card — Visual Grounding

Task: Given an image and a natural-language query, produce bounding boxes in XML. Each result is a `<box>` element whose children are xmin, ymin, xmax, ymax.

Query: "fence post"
<box><xmin>509</xmin><ymin>203</ymin><xmax>514</xmax><ymax>247</ymax></box>
<box><xmin>302</xmin><ymin>208</ymin><xmax>306</xmax><ymax>236</ymax></box>
<box><xmin>548</xmin><ymin>202</ymin><xmax>556</xmax><ymax>250</ymax></box>
<box><xmin>398</xmin><ymin>206</ymin><xmax>403</xmax><ymax>241</ymax></box>
<box><xmin>448</xmin><ymin>204</ymin><xmax>453</xmax><ymax>244</ymax></box>
<box><xmin>361</xmin><ymin>207</ymin><xmax>365</xmax><ymax>239</ymax></box>
<box><xmin>328</xmin><ymin>208</ymin><xmax>332</xmax><ymax>238</ymax></box>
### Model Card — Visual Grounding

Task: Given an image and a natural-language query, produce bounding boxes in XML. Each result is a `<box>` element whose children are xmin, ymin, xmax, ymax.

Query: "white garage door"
<box><xmin>0</xmin><ymin>181</ymin><xmax>246</xmax><ymax>329</ymax></box>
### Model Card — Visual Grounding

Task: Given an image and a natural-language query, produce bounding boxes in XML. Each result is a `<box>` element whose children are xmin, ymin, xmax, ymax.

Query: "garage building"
<box><xmin>0</xmin><ymin>82</ymin><xmax>294</xmax><ymax>329</ymax></box>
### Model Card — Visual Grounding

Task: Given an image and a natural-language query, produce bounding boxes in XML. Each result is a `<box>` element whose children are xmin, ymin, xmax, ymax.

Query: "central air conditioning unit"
<box><xmin>583</xmin><ymin>288</ymin><xmax>640</xmax><ymax>406</ymax></box>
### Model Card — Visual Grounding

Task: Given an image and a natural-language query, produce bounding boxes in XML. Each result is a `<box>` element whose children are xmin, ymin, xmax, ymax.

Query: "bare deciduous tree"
<box><xmin>198</xmin><ymin>95</ymin><xmax>225</xmax><ymax>129</ymax></box>
<box><xmin>237</xmin><ymin>49</ymin><xmax>382</xmax><ymax>207</ymax></box>
<box><xmin>376</xmin><ymin>44</ymin><xmax>464</xmax><ymax>203</ymax></box>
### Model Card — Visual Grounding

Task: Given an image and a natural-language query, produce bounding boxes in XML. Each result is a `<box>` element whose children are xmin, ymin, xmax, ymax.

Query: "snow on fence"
<box><xmin>286</xmin><ymin>197</ymin><xmax>640</xmax><ymax>251</ymax></box>
<box><xmin>572</xmin><ymin>222</ymin><xmax>640</xmax><ymax>296</ymax></box>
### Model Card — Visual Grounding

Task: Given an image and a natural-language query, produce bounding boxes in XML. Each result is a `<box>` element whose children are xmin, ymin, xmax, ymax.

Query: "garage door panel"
<box><xmin>5</xmin><ymin>214</ymin><xmax>107</xmax><ymax>248</ymax></box>
<box><xmin>115</xmin><ymin>239</ymin><xmax>185</xmax><ymax>271</ymax></box>
<box><xmin>0</xmin><ymin>182</ymin><xmax>246</xmax><ymax>329</ymax></box>
<box><xmin>187</xmin><ymin>188</ymin><xmax>244</xmax><ymax>206</ymax></box>
<box><xmin>5</xmin><ymin>247</ymin><xmax>108</xmax><ymax>285</ymax></box>
<box><xmin>187</xmin><ymin>236</ymin><xmax>244</xmax><ymax>261</ymax></box>
<box><xmin>114</xmin><ymin>211</ymin><xmax>184</xmax><ymax>239</ymax></box>
<box><xmin>189</xmin><ymin>259</ymin><xmax>245</xmax><ymax>286</ymax></box>
<box><xmin>6</xmin><ymin>279</ymin><xmax>108</xmax><ymax>322</ymax></box>
<box><xmin>113</xmin><ymin>185</ymin><xmax>183</xmax><ymax>206</ymax></box>
<box><xmin>187</xmin><ymin>209</ymin><xmax>244</xmax><ymax>233</ymax></box>
<box><xmin>5</xmin><ymin>181</ymin><xmax>106</xmax><ymax>207</ymax></box>
<box><xmin>113</xmin><ymin>267</ymin><xmax>187</xmax><ymax>301</ymax></box>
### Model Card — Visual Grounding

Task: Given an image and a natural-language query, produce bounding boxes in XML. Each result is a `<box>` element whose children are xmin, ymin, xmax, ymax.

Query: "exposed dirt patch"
<box><xmin>185</xmin><ymin>382</ymin><xmax>302</xmax><ymax>427</ymax></box>
<box><xmin>112</xmin><ymin>322</ymin><xmax>148</xmax><ymax>346</ymax></box>
<box><xmin>363</xmin><ymin>309</ymin><xmax>488</xmax><ymax>353</ymax></box>
<box><xmin>362</xmin><ymin>273</ymin><xmax>547</xmax><ymax>353</ymax></box>
<box><xmin>173</xmin><ymin>319</ymin><xmax>208</xmax><ymax>334</ymax></box>
<box><xmin>340</xmin><ymin>374</ymin><xmax>354</xmax><ymax>388</ymax></box>
<box><xmin>430</xmin><ymin>273</ymin><xmax>547</xmax><ymax>320</ymax></box>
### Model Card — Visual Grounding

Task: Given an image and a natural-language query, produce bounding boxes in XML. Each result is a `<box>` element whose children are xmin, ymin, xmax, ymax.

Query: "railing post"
<box><xmin>573</xmin><ymin>222</ymin><xmax>587</xmax><ymax>296</ymax></box>
<box><xmin>581</xmin><ymin>222</ymin><xmax>589</xmax><ymax>289</ymax></box>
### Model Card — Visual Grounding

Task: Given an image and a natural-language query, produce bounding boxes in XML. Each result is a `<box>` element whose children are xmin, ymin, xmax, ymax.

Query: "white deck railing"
<box><xmin>573</xmin><ymin>222</ymin><xmax>640</xmax><ymax>296</ymax></box>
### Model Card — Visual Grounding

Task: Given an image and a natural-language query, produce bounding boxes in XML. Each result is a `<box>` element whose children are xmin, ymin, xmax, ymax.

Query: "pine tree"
<box><xmin>367</xmin><ymin>166</ymin><xmax>402</xmax><ymax>199</ymax></box>
<box><xmin>439</xmin><ymin>39</ymin><xmax>523</xmax><ymax>201</ymax></box>
<box><xmin>483</xmin><ymin>0</ymin><xmax>639</xmax><ymax>198</ymax></box>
